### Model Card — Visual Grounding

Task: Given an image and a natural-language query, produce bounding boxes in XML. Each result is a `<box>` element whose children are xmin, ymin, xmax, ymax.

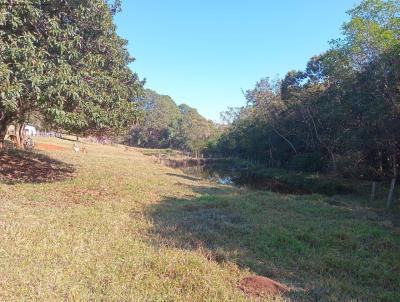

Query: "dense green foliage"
<box><xmin>130</xmin><ymin>89</ymin><xmax>220</xmax><ymax>154</ymax></box>
<box><xmin>0</xmin><ymin>0</ymin><xmax>143</xmax><ymax>146</ymax></box>
<box><xmin>215</xmin><ymin>0</ymin><xmax>400</xmax><ymax>181</ymax></box>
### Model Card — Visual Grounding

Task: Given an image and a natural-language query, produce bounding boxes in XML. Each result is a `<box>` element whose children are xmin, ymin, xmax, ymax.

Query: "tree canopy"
<box><xmin>130</xmin><ymin>89</ymin><xmax>220</xmax><ymax>154</ymax></box>
<box><xmin>213</xmin><ymin>0</ymin><xmax>400</xmax><ymax>182</ymax></box>
<box><xmin>0</xmin><ymin>0</ymin><xmax>143</xmax><ymax>146</ymax></box>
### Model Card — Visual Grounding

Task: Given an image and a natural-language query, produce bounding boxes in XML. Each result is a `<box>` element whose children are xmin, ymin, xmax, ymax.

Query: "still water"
<box><xmin>161</xmin><ymin>159</ymin><xmax>310</xmax><ymax>195</ymax></box>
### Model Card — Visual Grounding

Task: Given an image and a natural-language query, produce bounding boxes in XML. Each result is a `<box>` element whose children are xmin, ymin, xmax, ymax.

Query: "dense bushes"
<box><xmin>289</xmin><ymin>152</ymin><xmax>326</xmax><ymax>173</ymax></box>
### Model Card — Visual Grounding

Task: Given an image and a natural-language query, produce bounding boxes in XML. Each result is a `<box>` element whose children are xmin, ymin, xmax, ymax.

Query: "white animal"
<box><xmin>73</xmin><ymin>142</ymin><xmax>80</xmax><ymax>153</ymax></box>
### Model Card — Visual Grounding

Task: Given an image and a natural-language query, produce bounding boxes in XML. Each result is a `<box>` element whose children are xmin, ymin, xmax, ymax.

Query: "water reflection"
<box><xmin>159</xmin><ymin>158</ymin><xmax>311</xmax><ymax>195</ymax></box>
<box><xmin>179</xmin><ymin>164</ymin><xmax>236</xmax><ymax>186</ymax></box>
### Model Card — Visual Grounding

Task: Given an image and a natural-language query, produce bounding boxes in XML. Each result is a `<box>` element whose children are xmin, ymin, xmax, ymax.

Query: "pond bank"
<box><xmin>150</xmin><ymin>156</ymin><xmax>357</xmax><ymax>196</ymax></box>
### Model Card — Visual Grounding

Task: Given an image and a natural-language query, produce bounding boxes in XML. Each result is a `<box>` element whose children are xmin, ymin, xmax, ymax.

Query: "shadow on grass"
<box><xmin>0</xmin><ymin>149</ymin><xmax>75</xmax><ymax>184</ymax></box>
<box><xmin>146</xmin><ymin>183</ymin><xmax>400</xmax><ymax>301</ymax></box>
<box><xmin>166</xmin><ymin>172</ymin><xmax>202</xmax><ymax>182</ymax></box>
<box><xmin>56</xmin><ymin>136</ymin><xmax>79</xmax><ymax>142</ymax></box>
<box><xmin>146</xmin><ymin>188</ymin><xmax>297</xmax><ymax>278</ymax></box>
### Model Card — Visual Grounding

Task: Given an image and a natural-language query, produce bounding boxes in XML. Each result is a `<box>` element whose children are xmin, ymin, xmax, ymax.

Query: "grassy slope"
<box><xmin>0</xmin><ymin>137</ymin><xmax>399</xmax><ymax>301</ymax></box>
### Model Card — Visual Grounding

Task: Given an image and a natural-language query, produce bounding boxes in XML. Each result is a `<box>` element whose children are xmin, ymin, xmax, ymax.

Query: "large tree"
<box><xmin>0</xmin><ymin>0</ymin><xmax>143</xmax><ymax>147</ymax></box>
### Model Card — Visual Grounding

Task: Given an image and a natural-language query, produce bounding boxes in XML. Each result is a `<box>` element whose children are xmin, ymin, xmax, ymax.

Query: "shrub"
<box><xmin>288</xmin><ymin>152</ymin><xmax>326</xmax><ymax>172</ymax></box>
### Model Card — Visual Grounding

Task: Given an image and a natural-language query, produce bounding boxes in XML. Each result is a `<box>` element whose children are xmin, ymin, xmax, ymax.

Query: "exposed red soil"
<box><xmin>0</xmin><ymin>150</ymin><xmax>75</xmax><ymax>184</ymax></box>
<box><xmin>239</xmin><ymin>275</ymin><xmax>290</xmax><ymax>297</ymax></box>
<box><xmin>35</xmin><ymin>143</ymin><xmax>68</xmax><ymax>151</ymax></box>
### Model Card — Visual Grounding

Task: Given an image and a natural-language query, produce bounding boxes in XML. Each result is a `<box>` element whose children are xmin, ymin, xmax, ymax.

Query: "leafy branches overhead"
<box><xmin>0</xmin><ymin>0</ymin><xmax>143</xmax><ymax>144</ymax></box>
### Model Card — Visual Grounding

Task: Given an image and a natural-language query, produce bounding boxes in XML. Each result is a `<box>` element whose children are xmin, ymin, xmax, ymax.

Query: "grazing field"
<box><xmin>0</xmin><ymin>137</ymin><xmax>399</xmax><ymax>301</ymax></box>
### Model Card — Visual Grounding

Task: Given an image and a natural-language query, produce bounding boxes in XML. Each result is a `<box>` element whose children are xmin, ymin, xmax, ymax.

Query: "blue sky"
<box><xmin>115</xmin><ymin>0</ymin><xmax>358</xmax><ymax>121</ymax></box>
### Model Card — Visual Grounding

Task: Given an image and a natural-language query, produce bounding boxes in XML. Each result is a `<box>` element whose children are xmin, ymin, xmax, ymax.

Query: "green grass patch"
<box><xmin>0</xmin><ymin>137</ymin><xmax>399</xmax><ymax>301</ymax></box>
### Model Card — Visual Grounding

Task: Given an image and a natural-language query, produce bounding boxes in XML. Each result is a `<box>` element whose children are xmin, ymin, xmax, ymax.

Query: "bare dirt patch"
<box><xmin>35</xmin><ymin>143</ymin><xmax>68</xmax><ymax>151</ymax></box>
<box><xmin>0</xmin><ymin>150</ymin><xmax>75</xmax><ymax>184</ymax></box>
<box><xmin>239</xmin><ymin>275</ymin><xmax>290</xmax><ymax>297</ymax></box>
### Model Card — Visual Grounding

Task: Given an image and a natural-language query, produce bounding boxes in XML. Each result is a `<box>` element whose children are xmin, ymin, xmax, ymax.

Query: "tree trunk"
<box><xmin>268</xmin><ymin>145</ymin><xmax>274</xmax><ymax>166</ymax></box>
<box><xmin>0</xmin><ymin>114</ymin><xmax>15</xmax><ymax>149</ymax></box>
<box><xmin>387</xmin><ymin>178</ymin><xmax>396</xmax><ymax>208</ymax></box>
<box><xmin>370</xmin><ymin>181</ymin><xmax>376</xmax><ymax>203</ymax></box>
<box><xmin>329</xmin><ymin>149</ymin><xmax>337</xmax><ymax>173</ymax></box>
<box><xmin>0</xmin><ymin>122</ymin><xmax>7</xmax><ymax>149</ymax></box>
<box><xmin>14</xmin><ymin>122</ymin><xmax>25</xmax><ymax>149</ymax></box>
<box><xmin>387</xmin><ymin>152</ymin><xmax>397</xmax><ymax>208</ymax></box>
<box><xmin>271</xmin><ymin>125</ymin><xmax>297</xmax><ymax>154</ymax></box>
<box><xmin>307</xmin><ymin>106</ymin><xmax>337</xmax><ymax>173</ymax></box>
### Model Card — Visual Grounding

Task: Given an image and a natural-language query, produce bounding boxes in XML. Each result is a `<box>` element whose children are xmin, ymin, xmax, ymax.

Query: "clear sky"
<box><xmin>114</xmin><ymin>0</ymin><xmax>358</xmax><ymax>121</ymax></box>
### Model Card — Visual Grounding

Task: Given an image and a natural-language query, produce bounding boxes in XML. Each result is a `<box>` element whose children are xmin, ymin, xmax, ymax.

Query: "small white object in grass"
<box><xmin>73</xmin><ymin>142</ymin><xmax>80</xmax><ymax>153</ymax></box>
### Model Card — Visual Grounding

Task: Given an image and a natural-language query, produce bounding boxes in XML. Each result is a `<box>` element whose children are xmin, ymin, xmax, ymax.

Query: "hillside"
<box><xmin>0</xmin><ymin>137</ymin><xmax>399</xmax><ymax>301</ymax></box>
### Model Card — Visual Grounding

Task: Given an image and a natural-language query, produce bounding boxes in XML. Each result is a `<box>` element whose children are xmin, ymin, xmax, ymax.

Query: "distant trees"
<box><xmin>0</xmin><ymin>0</ymin><xmax>143</xmax><ymax>148</ymax></box>
<box><xmin>175</xmin><ymin>104</ymin><xmax>219</xmax><ymax>157</ymax></box>
<box><xmin>214</xmin><ymin>0</ymin><xmax>400</xmax><ymax>185</ymax></box>
<box><xmin>130</xmin><ymin>90</ymin><xmax>180</xmax><ymax>147</ymax></box>
<box><xmin>129</xmin><ymin>90</ymin><xmax>220</xmax><ymax>155</ymax></box>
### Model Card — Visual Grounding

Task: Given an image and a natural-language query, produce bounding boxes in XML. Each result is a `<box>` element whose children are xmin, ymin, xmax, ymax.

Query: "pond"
<box><xmin>160</xmin><ymin>158</ymin><xmax>311</xmax><ymax>195</ymax></box>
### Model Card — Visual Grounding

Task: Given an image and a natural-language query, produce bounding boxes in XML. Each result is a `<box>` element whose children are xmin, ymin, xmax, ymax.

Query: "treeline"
<box><xmin>127</xmin><ymin>89</ymin><xmax>220</xmax><ymax>155</ymax></box>
<box><xmin>0</xmin><ymin>0</ymin><xmax>143</xmax><ymax>148</ymax></box>
<box><xmin>213</xmin><ymin>0</ymin><xmax>400</xmax><ymax>183</ymax></box>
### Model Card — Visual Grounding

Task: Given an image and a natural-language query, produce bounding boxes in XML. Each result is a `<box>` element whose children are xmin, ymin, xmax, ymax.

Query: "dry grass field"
<box><xmin>0</xmin><ymin>137</ymin><xmax>399</xmax><ymax>301</ymax></box>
